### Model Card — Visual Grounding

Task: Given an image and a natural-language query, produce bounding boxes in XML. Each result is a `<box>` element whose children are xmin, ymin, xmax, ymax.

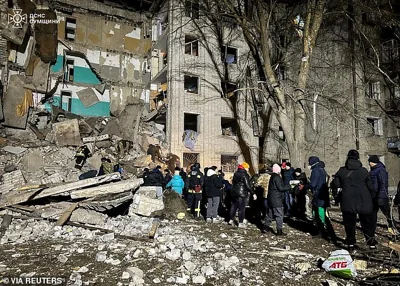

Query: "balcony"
<box><xmin>385</xmin><ymin>98</ymin><xmax>400</xmax><ymax>115</ymax></box>
<box><xmin>387</xmin><ymin>136</ymin><xmax>400</xmax><ymax>152</ymax></box>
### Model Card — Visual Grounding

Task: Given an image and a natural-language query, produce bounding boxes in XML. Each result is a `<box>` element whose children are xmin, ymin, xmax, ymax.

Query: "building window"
<box><xmin>221</xmin><ymin>155</ymin><xmax>238</xmax><ymax>173</ymax></box>
<box><xmin>61</xmin><ymin>91</ymin><xmax>72</xmax><ymax>112</ymax></box>
<box><xmin>221</xmin><ymin>81</ymin><xmax>237</xmax><ymax>98</ymax></box>
<box><xmin>185</xmin><ymin>0</ymin><xmax>199</xmax><ymax>19</ymax></box>
<box><xmin>185</xmin><ymin>35</ymin><xmax>199</xmax><ymax>56</ymax></box>
<box><xmin>366</xmin><ymin>81</ymin><xmax>380</xmax><ymax>99</ymax></box>
<box><xmin>390</xmin><ymin>85</ymin><xmax>400</xmax><ymax>98</ymax></box>
<box><xmin>366</xmin><ymin>117</ymin><xmax>383</xmax><ymax>136</ymax></box>
<box><xmin>279</xmin><ymin>126</ymin><xmax>285</xmax><ymax>141</ymax></box>
<box><xmin>184</xmin><ymin>75</ymin><xmax>199</xmax><ymax>94</ymax></box>
<box><xmin>65</xmin><ymin>18</ymin><xmax>76</xmax><ymax>41</ymax></box>
<box><xmin>184</xmin><ymin>113</ymin><xmax>199</xmax><ymax>132</ymax></box>
<box><xmin>65</xmin><ymin>59</ymin><xmax>74</xmax><ymax>82</ymax></box>
<box><xmin>221</xmin><ymin>46</ymin><xmax>238</xmax><ymax>64</ymax></box>
<box><xmin>221</xmin><ymin>117</ymin><xmax>237</xmax><ymax>136</ymax></box>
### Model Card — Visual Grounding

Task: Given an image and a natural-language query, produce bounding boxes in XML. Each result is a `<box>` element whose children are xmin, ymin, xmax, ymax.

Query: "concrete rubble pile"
<box><xmin>0</xmin><ymin>105</ymin><xmax>176</xmax><ymax>246</ymax></box>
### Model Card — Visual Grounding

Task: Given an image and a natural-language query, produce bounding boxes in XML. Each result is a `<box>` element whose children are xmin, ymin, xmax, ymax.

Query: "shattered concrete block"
<box><xmin>41</xmin><ymin>173</ymin><xmax>65</xmax><ymax>185</ymax></box>
<box><xmin>2</xmin><ymin>146</ymin><xmax>27</xmax><ymax>155</ymax></box>
<box><xmin>76</xmin><ymin>88</ymin><xmax>99</xmax><ymax>108</ymax></box>
<box><xmin>126</xmin><ymin>267</ymin><xmax>144</xmax><ymax>279</ymax></box>
<box><xmin>70</xmin><ymin>209</ymin><xmax>107</xmax><ymax>226</ymax></box>
<box><xmin>21</xmin><ymin>150</ymin><xmax>44</xmax><ymax>173</ymax></box>
<box><xmin>135</xmin><ymin>186</ymin><xmax>163</xmax><ymax>200</ymax></box>
<box><xmin>133</xmin><ymin>155</ymin><xmax>153</xmax><ymax>167</ymax></box>
<box><xmin>0</xmin><ymin>170</ymin><xmax>26</xmax><ymax>193</ymax></box>
<box><xmin>128</xmin><ymin>194</ymin><xmax>164</xmax><ymax>217</ymax></box>
<box><xmin>52</xmin><ymin>119</ymin><xmax>81</xmax><ymax>147</ymax></box>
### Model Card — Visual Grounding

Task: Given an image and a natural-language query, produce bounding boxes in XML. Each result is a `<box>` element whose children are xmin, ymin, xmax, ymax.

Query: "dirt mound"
<box><xmin>153</xmin><ymin>190</ymin><xmax>188</xmax><ymax>220</ymax></box>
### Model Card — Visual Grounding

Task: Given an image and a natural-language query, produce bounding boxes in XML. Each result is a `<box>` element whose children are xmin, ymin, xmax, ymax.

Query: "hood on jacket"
<box><xmin>308</xmin><ymin>156</ymin><xmax>320</xmax><ymax>166</ymax></box>
<box><xmin>320</xmin><ymin>161</ymin><xmax>326</xmax><ymax>168</ymax></box>
<box><xmin>207</xmin><ymin>169</ymin><xmax>216</xmax><ymax>177</ymax></box>
<box><xmin>345</xmin><ymin>158</ymin><xmax>362</xmax><ymax>170</ymax></box>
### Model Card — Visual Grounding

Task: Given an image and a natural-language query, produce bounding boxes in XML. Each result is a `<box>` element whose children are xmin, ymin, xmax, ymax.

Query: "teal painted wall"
<box><xmin>52</xmin><ymin>55</ymin><xmax>63</xmax><ymax>73</ymax></box>
<box><xmin>45</xmin><ymin>96</ymin><xmax>110</xmax><ymax>117</ymax></box>
<box><xmin>51</xmin><ymin>55</ymin><xmax>101</xmax><ymax>84</ymax></box>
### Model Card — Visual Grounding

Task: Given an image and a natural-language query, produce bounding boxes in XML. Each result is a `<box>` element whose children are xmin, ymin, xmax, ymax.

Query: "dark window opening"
<box><xmin>184</xmin><ymin>113</ymin><xmax>199</xmax><ymax>132</ymax></box>
<box><xmin>61</xmin><ymin>91</ymin><xmax>72</xmax><ymax>112</ymax></box>
<box><xmin>65</xmin><ymin>18</ymin><xmax>76</xmax><ymax>41</ymax></box>
<box><xmin>221</xmin><ymin>155</ymin><xmax>238</xmax><ymax>173</ymax></box>
<box><xmin>221</xmin><ymin>117</ymin><xmax>237</xmax><ymax>136</ymax></box>
<box><xmin>367</xmin><ymin>117</ymin><xmax>383</xmax><ymax>135</ymax></box>
<box><xmin>185</xmin><ymin>35</ymin><xmax>199</xmax><ymax>56</ymax></box>
<box><xmin>65</xmin><ymin>59</ymin><xmax>74</xmax><ymax>82</ymax></box>
<box><xmin>279</xmin><ymin>126</ymin><xmax>285</xmax><ymax>141</ymax></box>
<box><xmin>221</xmin><ymin>81</ymin><xmax>237</xmax><ymax>98</ymax></box>
<box><xmin>185</xmin><ymin>0</ymin><xmax>199</xmax><ymax>19</ymax></box>
<box><xmin>221</xmin><ymin>46</ymin><xmax>238</xmax><ymax>64</ymax></box>
<box><xmin>184</xmin><ymin>75</ymin><xmax>199</xmax><ymax>94</ymax></box>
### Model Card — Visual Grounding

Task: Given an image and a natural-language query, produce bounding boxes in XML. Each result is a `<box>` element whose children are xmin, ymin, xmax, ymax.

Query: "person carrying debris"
<box><xmin>75</xmin><ymin>145</ymin><xmax>92</xmax><ymax>170</ymax></box>
<box><xmin>186</xmin><ymin>163</ymin><xmax>204</xmax><ymax>218</ymax></box>
<box><xmin>166</xmin><ymin>167</ymin><xmax>185</xmax><ymax>195</ymax></box>
<box><xmin>147</xmin><ymin>144</ymin><xmax>163</xmax><ymax>163</ymax></box>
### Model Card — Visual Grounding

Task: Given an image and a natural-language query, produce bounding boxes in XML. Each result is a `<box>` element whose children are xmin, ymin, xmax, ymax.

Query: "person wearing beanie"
<box><xmin>263</xmin><ymin>163</ymin><xmax>291</xmax><ymax>235</ymax></box>
<box><xmin>304</xmin><ymin>156</ymin><xmax>334</xmax><ymax>240</ymax></box>
<box><xmin>332</xmin><ymin>150</ymin><xmax>378</xmax><ymax>250</ymax></box>
<box><xmin>229</xmin><ymin>162</ymin><xmax>256</xmax><ymax>228</ymax></box>
<box><xmin>368</xmin><ymin>155</ymin><xmax>398</xmax><ymax>235</ymax></box>
<box><xmin>282</xmin><ymin>162</ymin><xmax>295</xmax><ymax>217</ymax></box>
<box><xmin>166</xmin><ymin>167</ymin><xmax>185</xmax><ymax>196</ymax></box>
<box><xmin>205</xmin><ymin>167</ymin><xmax>224</xmax><ymax>223</ymax></box>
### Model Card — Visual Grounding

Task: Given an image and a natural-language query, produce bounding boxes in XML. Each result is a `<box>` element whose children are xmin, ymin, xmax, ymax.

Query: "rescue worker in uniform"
<box><xmin>75</xmin><ymin>145</ymin><xmax>92</xmax><ymax>169</ymax></box>
<box><xmin>186</xmin><ymin>163</ymin><xmax>204</xmax><ymax>218</ymax></box>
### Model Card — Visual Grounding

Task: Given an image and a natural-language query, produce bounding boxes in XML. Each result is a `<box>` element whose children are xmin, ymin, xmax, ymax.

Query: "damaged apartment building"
<box><xmin>0</xmin><ymin>0</ymin><xmax>153</xmax><ymax>129</ymax></box>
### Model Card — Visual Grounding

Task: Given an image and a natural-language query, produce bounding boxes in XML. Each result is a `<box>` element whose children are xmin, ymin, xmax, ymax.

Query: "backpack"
<box><xmin>256</xmin><ymin>173</ymin><xmax>271</xmax><ymax>198</ymax></box>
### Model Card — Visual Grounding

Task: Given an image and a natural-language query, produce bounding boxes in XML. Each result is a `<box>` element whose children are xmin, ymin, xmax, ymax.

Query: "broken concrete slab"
<box><xmin>129</xmin><ymin>194</ymin><xmax>164</xmax><ymax>217</ymax></box>
<box><xmin>2</xmin><ymin>75</ymin><xmax>30</xmax><ymax>129</ymax></box>
<box><xmin>76</xmin><ymin>88</ymin><xmax>100</xmax><ymax>108</ymax></box>
<box><xmin>0</xmin><ymin>172</ymin><xmax>121</xmax><ymax>208</ymax></box>
<box><xmin>133</xmin><ymin>155</ymin><xmax>153</xmax><ymax>167</ymax></box>
<box><xmin>0</xmin><ymin>170</ymin><xmax>26</xmax><ymax>194</ymax></box>
<box><xmin>2</xmin><ymin>146</ymin><xmax>27</xmax><ymax>155</ymax></box>
<box><xmin>135</xmin><ymin>186</ymin><xmax>163</xmax><ymax>200</ymax></box>
<box><xmin>70</xmin><ymin>178</ymin><xmax>143</xmax><ymax>199</ymax></box>
<box><xmin>80</xmin><ymin>191</ymin><xmax>133</xmax><ymax>212</ymax></box>
<box><xmin>52</xmin><ymin>119</ymin><xmax>81</xmax><ymax>147</ymax></box>
<box><xmin>20</xmin><ymin>149</ymin><xmax>44</xmax><ymax>173</ymax></box>
<box><xmin>24</xmin><ymin>60</ymin><xmax>50</xmax><ymax>93</ymax></box>
<box><xmin>70</xmin><ymin>208</ymin><xmax>107</xmax><ymax>226</ymax></box>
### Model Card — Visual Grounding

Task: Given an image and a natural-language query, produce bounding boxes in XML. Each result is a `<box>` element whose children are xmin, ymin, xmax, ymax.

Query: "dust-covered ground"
<box><xmin>0</xmin><ymin>206</ymin><xmax>399</xmax><ymax>286</ymax></box>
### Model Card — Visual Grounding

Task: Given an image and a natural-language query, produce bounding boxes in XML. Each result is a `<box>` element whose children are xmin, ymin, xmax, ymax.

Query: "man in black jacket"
<box><xmin>333</xmin><ymin>149</ymin><xmax>378</xmax><ymax>250</ymax></box>
<box><xmin>205</xmin><ymin>166</ymin><xmax>223</xmax><ymax>223</ymax></box>
<box><xmin>263</xmin><ymin>164</ymin><xmax>291</xmax><ymax>235</ymax></box>
<box><xmin>143</xmin><ymin>166</ymin><xmax>164</xmax><ymax>187</ymax></box>
<box><xmin>228</xmin><ymin>162</ymin><xmax>256</xmax><ymax>228</ymax></box>
<box><xmin>186</xmin><ymin>163</ymin><xmax>204</xmax><ymax>218</ymax></box>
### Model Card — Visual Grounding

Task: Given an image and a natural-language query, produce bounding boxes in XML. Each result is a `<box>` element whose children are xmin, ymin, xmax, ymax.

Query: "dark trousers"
<box><xmin>342</xmin><ymin>212</ymin><xmax>376</xmax><ymax>246</ymax></box>
<box><xmin>187</xmin><ymin>193</ymin><xmax>202</xmax><ymax>217</ymax></box>
<box><xmin>265</xmin><ymin>207</ymin><xmax>284</xmax><ymax>230</ymax></box>
<box><xmin>229</xmin><ymin>197</ymin><xmax>247</xmax><ymax>223</ymax></box>
<box><xmin>374</xmin><ymin>200</ymin><xmax>394</xmax><ymax>228</ymax></box>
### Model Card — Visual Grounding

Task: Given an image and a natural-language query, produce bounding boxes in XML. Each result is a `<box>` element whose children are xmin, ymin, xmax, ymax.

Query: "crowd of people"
<box><xmin>142</xmin><ymin>149</ymin><xmax>400</xmax><ymax>250</ymax></box>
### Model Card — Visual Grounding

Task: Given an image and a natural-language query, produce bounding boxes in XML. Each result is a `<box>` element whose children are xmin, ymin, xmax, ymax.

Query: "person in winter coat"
<box><xmin>368</xmin><ymin>155</ymin><xmax>398</xmax><ymax>236</ymax></box>
<box><xmin>164</xmin><ymin>169</ymin><xmax>173</xmax><ymax>185</ymax></box>
<box><xmin>333</xmin><ymin>149</ymin><xmax>378</xmax><ymax>250</ymax></box>
<box><xmin>282</xmin><ymin>162</ymin><xmax>295</xmax><ymax>217</ymax></box>
<box><xmin>263</xmin><ymin>164</ymin><xmax>291</xmax><ymax>235</ymax></box>
<box><xmin>293</xmin><ymin>168</ymin><xmax>308</xmax><ymax>219</ymax></box>
<box><xmin>186</xmin><ymin>163</ymin><xmax>204</xmax><ymax>218</ymax></box>
<box><xmin>205</xmin><ymin>166</ymin><xmax>224</xmax><ymax>223</ymax></box>
<box><xmin>306</xmin><ymin>157</ymin><xmax>335</xmax><ymax>240</ymax></box>
<box><xmin>143</xmin><ymin>166</ymin><xmax>164</xmax><ymax>187</ymax></box>
<box><xmin>252</xmin><ymin>167</ymin><xmax>272</xmax><ymax>223</ymax></box>
<box><xmin>166</xmin><ymin>167</ymin><xmax>185</xmax><ymax>195</ymax></box>
<box><xmin>219</xmin><ymin>170</ymin><xmax>232</xmax><ymax>217</ymax></box>
<box><xmin>229</xmin><ymin>162</ymin><xmax>256</xmax><ymax>228</ymax></box>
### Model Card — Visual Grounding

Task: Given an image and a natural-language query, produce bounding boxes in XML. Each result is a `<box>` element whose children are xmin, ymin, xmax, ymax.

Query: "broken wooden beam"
<box><xmin>70</xmin><ymin>178</ymin><xmax>143</xmax><ymax>199</ymax></box>
<box><xmin>55</xmin><ymin>202</ymin><xmax>79</xmax><ymax>226</ymax></box>
<box><xmin>148</xmin><ymin>218</ymin><xmax>160</xmax><ymax>239</ymax></box>
<box><xmin>0</xmin><ymin>173</ymin><xmax>121</xmax><ymax>208</ymax></box>
<box><xmin>0</xmin><ymin>215</ymin><xmax>12</xmax><ymax>238</ymax></box>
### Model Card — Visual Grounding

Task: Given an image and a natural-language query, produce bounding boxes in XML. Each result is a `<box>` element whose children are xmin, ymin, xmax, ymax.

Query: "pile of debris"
<box><xmin>0</xmin><ymin>114</ymin><xmax>185</xmax><ymax>245</ymax></box>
